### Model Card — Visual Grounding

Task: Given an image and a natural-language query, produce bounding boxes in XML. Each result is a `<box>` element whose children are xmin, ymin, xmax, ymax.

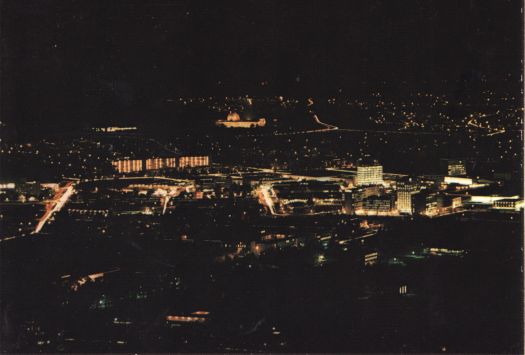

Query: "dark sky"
<box><xmin>1</xmin><ymin>0</ymin><xmax>523</xmax><ymax>130</ymax></box>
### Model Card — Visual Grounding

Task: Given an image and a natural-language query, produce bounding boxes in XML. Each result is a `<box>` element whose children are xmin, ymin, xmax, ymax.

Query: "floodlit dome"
<box><xmin>227</xmin><ymin>112</ymin><xmax>241</xmax><ymax>121</ymax></box>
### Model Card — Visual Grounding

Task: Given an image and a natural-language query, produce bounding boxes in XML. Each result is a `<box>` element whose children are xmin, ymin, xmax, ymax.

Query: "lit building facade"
<box><xmin>435</xmin><ymin>194</ymin><xmax>462</xmax><ymax>210</ymax></box>
<box><xmin>396</xmin><ymin>179</ymin><xmax>420</xmax><ymax>214</ymax></box>
<box><xmin>343</xmin><ymin>185</ymin><xmax>382</xmax><ymax>214</ymax></box>
<box><xmin>356</xmin><ymin>163</ymin><xmax>383</xmax><ymax>186</ymax></box>
<box><xmin>364</xmin><ymin>252</ymin><xmax>379</xmax><ymax>266</ymax></box>
<box><xmin>178</xmin><ymin>156</ymin><xmax>210</xmax><ymax>168</ymax></box>
<box><xmin>216</xmin><ymin>112</ymin><xmax>266</xmax><ymax>128</ymax></box>
<box><xmin>361</xmin><ymin>195</ymin><xmax>395</xmax><ymax>214</ymax></box>
<box><xmin>145</xmin><ymin>158</ymin><xmax>165</xmax><ymax>170</ymax></box>
<box><xmin>165</xmin><ymin>157</ymin><xmax>177</xmax><ymax>168</ymax></box>
<box><xmin>444</xmin><ymin>176</ymin><xmax>473</xmax><ymax>186</ymax></box>
<box><xmin>492</xmin><ymin>199</ymin><xmax>524</xmax><ymax>211</ymax></box>
<box><xmin>397</xmin><ymin>190</ymin><xmax>419</xmax><ymax>214</ymax></box>
<box><xmin>0</xmin><ymin>183</ymin><xmax>15</xmax><ymax>189</ymax></box>
<box><xmin>112</xmin><ymin>159</ymin><xmax>143</xmax><ymax>173</ymax></box>
<box><xmin>447</xmin><ymin>159</ymin><xmax>467</xmax><ymax>176</ymax></box>
<box><xmin>113</xmin><ymin>156</ymin><xmax>205</xmax><ymax>173</ymax></box>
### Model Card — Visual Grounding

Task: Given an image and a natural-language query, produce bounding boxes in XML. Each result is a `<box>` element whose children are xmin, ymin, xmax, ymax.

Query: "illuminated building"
<box><xmin>361</xmin><ymin>195</ymin><xmax>395</xmax><ymax>214</ymax></box>
<box><xmin>113</xmin><ymin>157</ymin><xmax>185</xmax><ymax>173</ymax></box>
<box><xmin>492</xmin><ymin>199</ymin><xmax>524</xmax><ymax>211</ymax></box>
<box><xmin>425</xmin><ymin>247</ymin><xmax>466</xmax><ymax>256</ymax></box>
<box><xmin>397</xmin><ymin>191</ymin><xmax>418</xmax><ymax>214</ymax></box>
<box><xmin>361</xmin><ymin>185</ymin><xmax>381</xmax><ymax>198</ymax></box>
<box><xmin>435</xmin><ymin>194</ymin><xmax>462</xmax><ymax>210</ymax></box>
<box><xmin>356</xmin><ymin>162</ymin><xmax>383</xmax><ymax>186</ymax></box>
<box><xmin>343</xmin><ymin>186</ymin><xmax>381</xmax><ymax>214</ymax></box>
<box><xmin>145</xmin><ymin>158</ymin><xmax>165</xmax><ymax>170</ymax></box>
<box><xmin>41</xmin><ymin>183</ymin><xmax>59</xmax><ymax>190</ymax></box>
<box><xmin>272</xmin><ymin>180</ymin><xmax>343</xmax><ymax>215</ymax></box>
<box><xmin>216</xmin><ymin>111</ymin><xmax>266</xmax><ymax>128</ymax></box>
<box><xmin>469</xmin><ymin>195</ymin><xmax>519</xmax><ymax>204</ymax></box>
<box><xmin>447</xmin><ymin>159</ymin><xmax>467</xmax><ymax>176</ymax></box>
<box><xmin>396</xmin><ymin>178</ymin><xmax>420</xmax><ymax>214</ymax></box>
<box><xmin>178</xmin><ymin>156</ymin><xmax>210</xmax><ymax>168</ymax></box>
<box><xmin>451</xmin><ymin>196</ymin><xmax>462</xmax><ymax>209</ymax></box>
<box><xmin>145</xmin><ymin>157</ymin><xmax>178</xmax><ymax>170</ymax></box>
<box><xmin>227</xmin><ymin>112</ymin><xmax>240</xmax><ymax>121</ymax></box>
<box><xmin>343</xmin><ymin>190</ymin><xmax>360</xmax><ymax>214</ymax></box>
<box><xmin>396</xmin><ymin>188</ymin><xmax>432</xmax><ymax>216</ymax></box>
<box><xmin>444</xmin><ymin>176</ymin><xmax>473</xmax><ymax>186</ymax></box>
<box><xmin>165</xmin><ymin>157</ymin><xmax>177</xmax><ymax>168</ymax></box>
<box><xmin>364</xmin><ymin>252</ymin><xmax>379</xmax><ymax>266</ymax></box>
<box><xmin>423</xmin><ymin>194</ymin><xmax>439</xmax><ymax>216</ymax></box>
<box><xmin>112</xmin><ymin>159</ymin><xmax>143</xmax><ymax>173</ymax></box>
<box><xmin>463</xmin><ymin>195</ymin><xmax>514</xmax><ymax>210</ymax></box>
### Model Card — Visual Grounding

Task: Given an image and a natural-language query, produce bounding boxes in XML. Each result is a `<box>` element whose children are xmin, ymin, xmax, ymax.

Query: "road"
<box><xmin>313</xmin><ymin>114</ymin><xmax>338</xmax><ymax>130</ymax></box>
<box><xmin>257</xmin><ymin>184</ymin><xmax>278</xmax><ymax>215</ymax></box>
<box><xmin>160</xmin><ymin>186</ymin><xmax>188</xmax><ymax>214</ymax></box>
<box><xmin>466</xmin><ymin>117</ymin><xmax>506</xmax><ymax>136</ymax></box>
<box><xmin>85</xmin><ymin>176</ymin><xmax>193</xmax><ymax>184</ymax></box>
<box><xmin>33</xmin><ymin>182</ymin><xmax>75</xmax><ymax>234</ymax></box>
<box><xmin>241</xmin><ymin>111</ymin><xmax>446</xmax><ymax>138</ymax></box>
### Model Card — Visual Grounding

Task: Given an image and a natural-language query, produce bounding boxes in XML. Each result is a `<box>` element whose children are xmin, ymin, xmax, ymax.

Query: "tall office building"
<box><xmin>396</xmin><ymin>178</ymin><xmax>420</xmax><ymax>214</ymax></box>
<box><xmin>356</xmin><ymin>162</ymin><xmax>383</xmax><ymax>186</ymax></box>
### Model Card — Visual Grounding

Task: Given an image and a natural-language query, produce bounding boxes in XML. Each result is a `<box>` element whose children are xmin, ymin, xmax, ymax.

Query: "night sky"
<box><xmin>1</xmin><ymin>0</ymin><xmax>523</xmax><ymax>130</ymax></box>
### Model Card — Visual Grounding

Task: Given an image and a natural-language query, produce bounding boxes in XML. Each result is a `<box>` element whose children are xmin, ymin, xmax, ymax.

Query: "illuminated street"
<box><xmin>33</xmin><ymin>182</ymin><xmax>75</xmax><ymax>234</ymax></box>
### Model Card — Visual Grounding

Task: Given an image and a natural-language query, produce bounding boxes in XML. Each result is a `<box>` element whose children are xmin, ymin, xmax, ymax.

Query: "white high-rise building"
<box><xmin>396</xmin><ymin>179</ymin><xmax>420</xmax><ymax>214</ymax></box>
<box><xmin>356</xmin><ymin>163</ymin><xmax>383</xmax><ymax>186</ymax></box>
<box><xmin>397</xmin><ymin>190</ymin><xmax>419</xmax><ymax>214</ymax></box>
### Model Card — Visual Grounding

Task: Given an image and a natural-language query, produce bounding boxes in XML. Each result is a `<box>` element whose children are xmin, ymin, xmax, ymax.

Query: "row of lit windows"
<box><xmin>112</xmin><ymin>160</ymin><xmax>143</xmax><ymax>173</ymax></box>
<box><xmin>356</xmin><ymin>165</ymin><xmax>383</xmax><ymax>186</ymax></box>
<box><xmin>112</xmin><ymin>156</ymin><xmax>209</xmax><ymax>173</ymax></box>
<box><xmin>179</xmin><ymin>156</ymin><xmax>209</xmax><ymax>168</ymax></box>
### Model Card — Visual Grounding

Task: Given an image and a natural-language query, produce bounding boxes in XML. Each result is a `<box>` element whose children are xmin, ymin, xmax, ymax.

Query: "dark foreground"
<box><xmin>1</xmin><ymin>213</ymin><xmax>523</xmax><ymax>353</ymax></box>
